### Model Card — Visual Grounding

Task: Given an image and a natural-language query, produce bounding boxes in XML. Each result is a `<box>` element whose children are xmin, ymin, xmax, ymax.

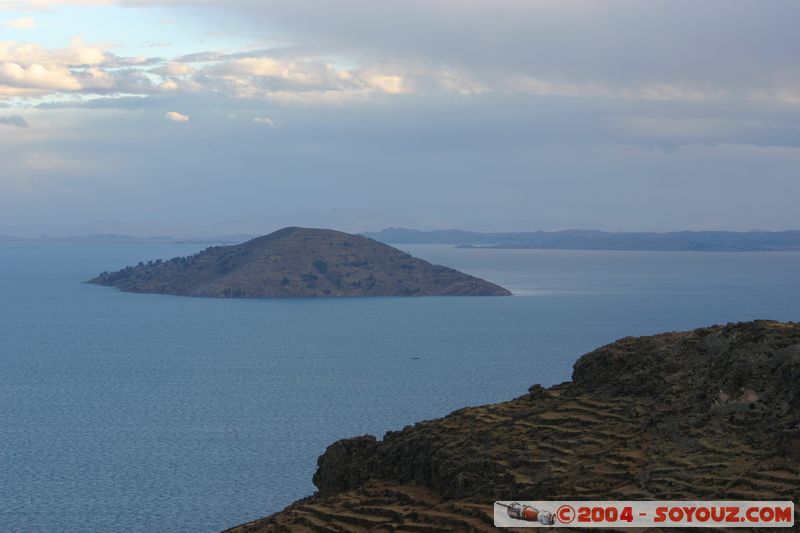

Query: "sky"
<box><xmin>1</xmin><ymin>0</ymin><xmax>799</xmax><ymax>236</ymax></box>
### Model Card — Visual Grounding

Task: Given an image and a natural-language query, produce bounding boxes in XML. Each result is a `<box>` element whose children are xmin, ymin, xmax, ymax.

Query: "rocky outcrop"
<box><xmin>227</xmin><ymin>321</ymin><xmax>800</xmax><ymax>532</ymax></box>
<box><xmin>88</xmin><ymin>227</ymin><xmax>511</xmax><ymax>298</ymax></box>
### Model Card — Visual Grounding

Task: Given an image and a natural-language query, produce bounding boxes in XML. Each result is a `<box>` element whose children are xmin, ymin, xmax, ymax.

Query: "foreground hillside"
<box><xmin>227</xmin><ymin>320</ymin><xmax>800</xmax><ymax>532</ymax></box>
<box><xmin>89</xmin><ymin>227</ymin><xmax>510</xmax><ymax>298</ymax></box>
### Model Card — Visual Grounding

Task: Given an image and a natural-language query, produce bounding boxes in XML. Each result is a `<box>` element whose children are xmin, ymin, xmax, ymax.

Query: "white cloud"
<box><xmin>154</xmin><ymin>61</ymin><xmax>194</xmax><ymax>77</ymax></box>
<box><xmin>432</xmin><ymin>69</ymin><xmax>486</xmax><ymax>95</ymax></box>
<box><xmin>0</xmin><ymin>62</ymin><xmax>80</xmax><ymax>92</ymax></box>
<box><xmin>78</xmin><ymin>65</ymin><xmax>114</xmax><ymax>89</ymax></box>
<box><xmin>361</xmin><ymin>74</ymin><xmax>405</xmax><ymax>94</ymax></box>
<box><xmin>159</xmin><ymin>79</ymin><xmax>178</xmax><ymax>90</ymax></box>
<box><xmin>0</xmin><ymin>38</ymin><xmax>107</xmax><ymax>66</ymax></box>
<box><xmin>5</xmin><ymin>17</ymin><xmax>35</xmax><ymax>29</ymax></box>
<box><xmin>7</xmin><ymin>41</ymin><xmax>177</xmax><ymax>100</ymax></box>
<box><xmin>222</xmin><ymin>57</ymin><xmax>285</xmax><ymax>77</ymax></box>
<box><xmin>253</xmin><ymin>116</ymin><xmax>276</xmax><ymax>127</ymax></box>
<box><xmin>164</xmin><ymin>110</ymin><xmax>189</xmax><ymax>122</ymax></box>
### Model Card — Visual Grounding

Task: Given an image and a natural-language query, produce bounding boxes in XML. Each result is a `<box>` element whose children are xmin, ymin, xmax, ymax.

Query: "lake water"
<box><xmin>1</xmin><ymin>243</ymin><xmax>798</xmax><ymax>532</ymax></box>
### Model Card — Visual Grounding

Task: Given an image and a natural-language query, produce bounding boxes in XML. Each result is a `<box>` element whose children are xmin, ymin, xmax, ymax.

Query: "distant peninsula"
<box><xmin>88</xmin><ymin>227</ymin><xmax>511</xmax><ymax>298</ymax></box>
<box><xmin>365</xmin><ymin>227</ymin><xmax>800</xmax><ymax>251</ymax></box>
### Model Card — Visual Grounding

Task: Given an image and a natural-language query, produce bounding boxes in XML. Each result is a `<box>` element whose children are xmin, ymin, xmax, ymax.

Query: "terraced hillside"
<box><xmin>89</xmin><ymin>227</ymin><xmax>510</xmax><ymax>298</ymax></box>
<box><xmin>227</xmin><ymin>320</ymin><xmax>800</xmax><ymax>532</ymax></box>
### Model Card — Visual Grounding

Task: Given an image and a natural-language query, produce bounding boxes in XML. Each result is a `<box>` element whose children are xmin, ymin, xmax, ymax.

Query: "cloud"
<box><xmin>0</xmin><ymin>38</ymin><xmax>112</xmax><ymax>97</ymax></box>
<box><xmin>58</xmin><ymin>0</ymin><xmax>789</xmax><ymax>101</ymax></box>
<box><xmin>361</xmin><ymin>74</ymin><xmax>405</xmax><ymax>94</ymax></box>
<box><xmin>164</xmin><ymin>110</ymin><xmax>189</xmax><ymax>122</ymax></box>
<box><xmin>36</xmin><ymin>95</ymin><xmax>151</xmax><ymax>109</ymax></box>
<box><xmin>2</xmin><ymin>1</ymin><xmax>797</xmax><ymax>110</ymax></box>
<box><xmin>0</xmin><ymin>62</ymin><xmax>81</xmax><ymax>92</ymax></box>
<box><xmin>159</xmin><ymin>79</ymin><xmax>178</xmax><ymax>90</ymax></box>
<box><xmin>253</xmin><ymin>116</ymin><xmax>276</xmax><ymax>127</ymax></box>
<box><xmin>5</xmin><ymin>17</ymin><xmax>35</xmax><ymax>29</ymax></box>
<box><xmin>5</xmin><ymin>1</ymin><xmax>799</xmax><ymax>96</ymax></box>
<box><xmin>0</xmin><ymin>38</ymin><xmax>107</xmax><ymax>66</ymax></box>
<box><xmin>0</xmin><ymin>61</ymin><xmax>158</xmax><ymax>99</ymax></box>
<box><xmin>154</xmin><ymin>61</ymin><xmax>194</xmax><ymax>76</ymax></box>
<box><xmin>2</xmin><ymin>0</ymin><xmax>800</xmax><ymax>234</ymax></box>
<box><xmin>0</xmin><ymin>114</ymin><xmax>28</xmax><ymax>127</ymax></box>
<box><xmin>0</xmin><ymin>35</ymin><xmax>419</xmax><ymax>103</ymax></box>
<box><xmin>2</xmin><ymin>0</ymin><xmax>116</xmax><ymax>8</ymax></box>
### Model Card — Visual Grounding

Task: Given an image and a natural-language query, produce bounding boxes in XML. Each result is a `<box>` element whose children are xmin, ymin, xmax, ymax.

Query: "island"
<box><xmin>88</xmin><ymin>227</ymin><xmax>511</xmax><ymax>298</ymax></box>
<box><xmin>226</xmin><ymin>320</ymin><xmax>800</xmax><ymax>531</ymax></box>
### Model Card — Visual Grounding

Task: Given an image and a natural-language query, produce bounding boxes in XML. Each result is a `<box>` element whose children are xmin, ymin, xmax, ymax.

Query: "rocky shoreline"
<box><xmin>226</xmin><ymin>320</ymin><xmax>800</xmax><ymax>532</ymax></box>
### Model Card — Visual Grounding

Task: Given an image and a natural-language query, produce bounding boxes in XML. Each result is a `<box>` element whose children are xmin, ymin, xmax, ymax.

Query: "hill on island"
<box><xmin>88</xmin><ymin>227</ymin><xmax>511</xmax><ymax>298</ymax></box>
<box><xmin>227</xmin><ymin>320</ymin><xmax>800</xmax><ymax>532</ymax></box>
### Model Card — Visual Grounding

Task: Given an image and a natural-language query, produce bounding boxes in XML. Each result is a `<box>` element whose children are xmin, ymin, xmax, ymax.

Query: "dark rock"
<box><xmin>313</xmin><ymin>436</ymin><xmax>379</xmax><ymax>496</ymax></box>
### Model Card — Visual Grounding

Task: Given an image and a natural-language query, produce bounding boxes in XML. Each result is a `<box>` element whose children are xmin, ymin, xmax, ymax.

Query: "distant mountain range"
<box><xmin>0</xmin><ymin>233</ymin><xmax>253</xmax><ymax>245</ymax></box>
<box><xmin>365</xmin><ymin>228</ymin><xmax>800</xmax><ymax>251</ymax></box>
<box><xmin>6</xmin><ymin>227</ymin><xmax>800</xmax><ymax>252</ymax></box>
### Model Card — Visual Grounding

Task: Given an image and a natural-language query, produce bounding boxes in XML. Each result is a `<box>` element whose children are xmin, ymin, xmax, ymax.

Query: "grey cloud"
<box><xmin>184</xmin><ymin>0</ymin><xmax>800</xmax><ymax>97</ymax></box>
<box><xmin>175</xmin><ymin>45</ymin><xmax>330</xmax><ymax>63</ymax></box>
<box><xmin>175</xmin><ymin>51</ymin><xmax>226</xmax><ymax>63</ymax></box>
<box><xmin>0</xmin><ymin>115</ymin><xmax>28</xmax><ymax>127</ymax></box>
<box><xmin>5</xmin><ymin>92</ymin><xmax>800</xmax><ymax>231</ymax></box>
<box><xmin>105</xmin><ymin>55</ymin><xmax>165</xmax><ymax>67</ymax></box>
<box><xmin>12</xmin><ymin>1</ymin><xmax>800</xmax><ymax>101</ymax></box>
<box><xmin>155</xmin><ymin>0</ymin><xmax>800</xmax><ymax>108</ymax></box>
<box><xmin>4</xmin><ymin>0</ymin><xmax>800</xmax><ymax>233</ymax></box>
<box><xmin>8</xmin><ymin>1</ymin><xmax>800</xmax><ymax>112</ymax></box>
<box><xmin>79</xmin><ymin>0</ymin><xmax>799</xmax><ymax>116</ymax></box>
<box><xmin>36</xmin><ymin>96</ymin><xmax>153</xmax><ymax>110</ymax></box>
<box><xmin>68</xmin><ymin>67</ymin><xmax>161</xmax><ymax>95</ymax></box>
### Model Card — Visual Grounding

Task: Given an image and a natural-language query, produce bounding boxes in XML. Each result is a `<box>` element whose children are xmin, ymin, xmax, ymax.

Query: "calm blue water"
<box><xmin>0</xmin><ymin>243</ymin><xmax>798</xmax><ymax>532</ymax></box>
